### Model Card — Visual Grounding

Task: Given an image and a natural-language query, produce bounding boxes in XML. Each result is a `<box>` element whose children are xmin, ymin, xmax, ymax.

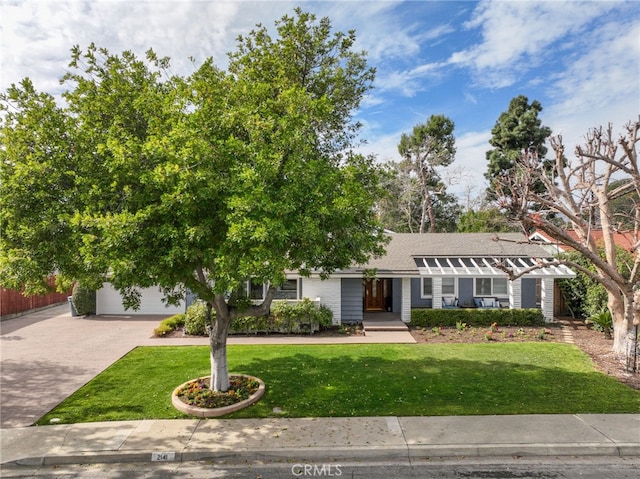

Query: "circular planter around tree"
<box><xmin>171</xmin><ymin>374</ymin><xmax>265</xmax><ymax>418</ymax></box>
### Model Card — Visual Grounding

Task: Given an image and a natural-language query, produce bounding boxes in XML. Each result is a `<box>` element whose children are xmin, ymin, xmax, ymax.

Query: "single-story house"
<box><xmin>96</xmin><ymin>232</ymin><xmax>575</xmax><ymax>322</ymax></box>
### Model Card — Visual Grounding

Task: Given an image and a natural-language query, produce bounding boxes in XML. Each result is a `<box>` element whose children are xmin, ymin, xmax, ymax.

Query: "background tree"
<box><xmin>485</xmin><ymin>95</ymin><xmax>552</xmax><ymax>200</ymax></box>
<box><xmin>0</xmin><ymin>10</ymin><xmax>387</xmax><ymax>392</ymax></box>
<box><xmin>457</xmin><ymin>207</ymin><xmax>520</xmax><ymax>233</ymax></box>
<box><xmin>376</xmin><ymin>160</ymin><xmax>420</xmax><ymax>232</ymax></box>
<box><xmin>376</xmin><ymin>159</ymin><xmax>460</xmax><ymax>233</ymax></box>
<box><xmin>494</xmin><ymin>120</ymin><xmax>640</xmax><ymax>356</ymax></box>
<box><xmin>608</xmin><ymin>178</ymin><xmax>640</xmax><ymax>230</ymax></box>
<box><xmin>397</xmin><ymin>114</ymin><xmax>458</xmax><ymax>233</ymax></box>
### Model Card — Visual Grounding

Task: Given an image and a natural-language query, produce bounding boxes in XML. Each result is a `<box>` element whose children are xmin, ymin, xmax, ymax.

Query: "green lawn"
<box><xmin>37</xmin><ymin>343</ymin><xmax>640</xmax><ymax>425</ymax></box>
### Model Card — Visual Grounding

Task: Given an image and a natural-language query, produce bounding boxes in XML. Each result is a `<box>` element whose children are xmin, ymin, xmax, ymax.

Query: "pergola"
<box><xmin>415</xmin><ymin>256</ymin><xmax>575</xmax><ymax>277</ymax></box>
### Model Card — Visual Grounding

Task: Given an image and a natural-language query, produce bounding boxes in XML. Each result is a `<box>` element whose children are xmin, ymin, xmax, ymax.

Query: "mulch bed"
<box><xmin>409</xmin><ymin>319</ymin><xmax>639</xmax><ymax>390</ymax></box>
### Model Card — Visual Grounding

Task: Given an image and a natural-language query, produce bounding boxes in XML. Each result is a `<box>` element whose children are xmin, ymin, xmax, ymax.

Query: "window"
<box><xmin>248</xmin><ymin>280</ymin><xmax>265</xmax><ymax>300</ymax></box>
<box><xmin>422</xmin><ymin>277</ymin><xmax>456</xmax><ymax>298</ymax></box>
<box><xmin>442</xmin><ymin>277</ymin><xmax>456</xmax><ymax>296</ymax></box>
<box><xmin>493</xmin><ymin>278</ymin><xmax>508</xmax><ymax>296</ymax></box>
<box><xmin>475</xmin><ymin>277</ymin><xmax>508</xmax><ymax>296</ymax></box>
<box><xmin>275</xmin><ymin>279</ymin><xmax>299</xmax><ymax>300</ymax></box>
<box><xmin>421</xmin><ymin>278</ymin><xmax>433</xmax><ymax>298</ymax></box>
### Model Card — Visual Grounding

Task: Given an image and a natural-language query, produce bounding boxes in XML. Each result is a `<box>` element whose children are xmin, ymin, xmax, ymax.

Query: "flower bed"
<box><xmin>172</xmin><ymin>374</ymin><xmax>265</xmax><ymax>417</ymax></box>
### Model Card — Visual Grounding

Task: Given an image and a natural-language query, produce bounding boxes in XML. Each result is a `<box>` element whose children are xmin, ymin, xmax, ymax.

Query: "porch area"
<box><xmin>362</xmin><ymin>312</ymin><xmax>408</xmax><ymax>332</ymax></box>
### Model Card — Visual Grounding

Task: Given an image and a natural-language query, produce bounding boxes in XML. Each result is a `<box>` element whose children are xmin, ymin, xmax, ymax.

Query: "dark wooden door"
<box><xmin>364</xmin><ymin>279</ymin><xmax>386</xmax><ymax>311</ymax></box>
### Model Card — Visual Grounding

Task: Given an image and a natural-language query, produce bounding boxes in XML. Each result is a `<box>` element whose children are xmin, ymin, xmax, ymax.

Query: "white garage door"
<box><xmin>96</xmin><ymin>283</ymin><xmax>185</xmax><ymax>315</ymax></box>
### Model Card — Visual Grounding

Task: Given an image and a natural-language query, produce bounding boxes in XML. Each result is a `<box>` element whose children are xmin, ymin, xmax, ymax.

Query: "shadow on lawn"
<box><xmin>228</xmin><ymin>348</ymin><xmax>640</xmax><ymax>418</ymax></box>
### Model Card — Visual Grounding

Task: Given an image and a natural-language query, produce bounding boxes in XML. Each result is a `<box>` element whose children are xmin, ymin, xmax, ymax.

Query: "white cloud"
<box><xmin>449</xmin><ymin>130</ymin><xmax>492</xmax><ymax>198</ymax></box>
<box><xmin>544</xmin><ymin>17</ymin><xmax>640</xmax><ymax>151</ymax></box>
<box><xmin>0</xmin><ymin>1</ymin><xmax>303</xmax><ymax>91</ymax></box>
<box><xmin>450</xmin><ymin>0</ymin><xmax>618</xmax><ymax>89</ymax></box>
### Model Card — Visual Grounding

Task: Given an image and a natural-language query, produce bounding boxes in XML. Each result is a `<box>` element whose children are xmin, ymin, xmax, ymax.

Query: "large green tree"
<box><xmin>396</xmin><ymin>115</ymin><xmax>459</xmax><ymax>233</ymax></box>
<box><xmin>0</xmin><ymin>10</ymin><xmax>387</xmax><ymax>391</ymax></box>
<box><xmin>485</xmin><ymin>95</ymin><xmax>552</xmax><ymax>200</ymax></box>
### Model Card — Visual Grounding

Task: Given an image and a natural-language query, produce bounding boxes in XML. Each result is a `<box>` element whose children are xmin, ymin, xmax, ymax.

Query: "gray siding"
<box><xmin>392</xmin><ymin>278</ymin><xmax>402</xmax><ymax>313</ymax></box>
<box><xmin>521</xmin><ymin>278</ymin><xmax>538</xmax><ymax>308</ymax></box>
<box><xmin>341</xmin><ymin>279</ymin><xmax>363</xmax><ymax>323</ymax></box>
<box><xmin>458</xmin><ymin>278</ymin><xmax>474</xmax><ymax>308</ymax></box>
<box><xmin>411</xmin><ymin>278</ymin><xmax>432</xmax><ymax>308</ymax></box>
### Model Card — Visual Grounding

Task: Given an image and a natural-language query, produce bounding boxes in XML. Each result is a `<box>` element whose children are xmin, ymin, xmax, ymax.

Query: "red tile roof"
<box><xmin>532</xmin><ymin>229</ymin><xmax>638</xmax><ymax>252</ymax></box>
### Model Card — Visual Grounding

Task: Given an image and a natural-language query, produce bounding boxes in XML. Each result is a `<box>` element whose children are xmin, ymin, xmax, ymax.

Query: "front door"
<box><xmin>364</xmin><ymin>279</ymin><xmax>387</xmax><ymax>311</ymax></box>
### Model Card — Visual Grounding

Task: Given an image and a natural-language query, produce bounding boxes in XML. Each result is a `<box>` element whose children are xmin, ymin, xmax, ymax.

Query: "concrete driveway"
<box><xmin>0</xmin><ymin>304</ymin><xmax>194</xmax><ymax>428</ymax></box>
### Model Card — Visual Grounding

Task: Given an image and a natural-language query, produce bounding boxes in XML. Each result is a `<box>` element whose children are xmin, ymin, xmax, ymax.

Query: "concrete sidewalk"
<box><xmin>1</xmin><ymin>414</ymin><xmax>639</xmax><ymax>466</ymax></box>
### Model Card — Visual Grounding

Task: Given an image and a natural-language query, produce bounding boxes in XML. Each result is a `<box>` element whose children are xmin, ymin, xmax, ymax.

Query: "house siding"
<box><xmin>392</xmin><ymin>278</ymin><xmax>402</xmax><ymax>313</ymax></box>
<box><xmin>521</xmin><ymin>278</ymin><xmax>537</xmax><ymax>308</ymax></box>
<box><xmin>541</xmin><ymin>277</ymin><xmax>554</xmax><ymax>322</ymax></box>
<box><xmin>96</xmin><ymin>283</ymin><xmax>185</xmax><ymax>315</ymax></box>
<box><xmin>303</xmin><ymin>277</ymin><xmax>342</xmax><ymax>325</ymax></box>
<box><xmin>401</xmin><ymin>278</ymin><xmax>411</xmax><ymax>323</ymax></box>
<box><xmin>509</xmin><ymin>278</ymin><xmax>523</xmax><ymax>309</ymax></box>
<box><xmin>458</xmin><ymin>278</ymin><xmax>474</xmax><ymax>308</ymax></box>
<box><xmin>410</xmin><ymin>278</ymin><xmax>432</xmax><ymax>308</ymax></box>
<box><xmin>341</xmin><ymin>278</ymin><xmax>363</xmax><ymax>324</ymax></box>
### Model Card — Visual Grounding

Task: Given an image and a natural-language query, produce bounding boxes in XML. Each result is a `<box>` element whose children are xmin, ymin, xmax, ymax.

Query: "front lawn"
<box><xmin>37</xmin><ymin>343</ymin><xmax>640</xmax><ymax>425</ymax></box>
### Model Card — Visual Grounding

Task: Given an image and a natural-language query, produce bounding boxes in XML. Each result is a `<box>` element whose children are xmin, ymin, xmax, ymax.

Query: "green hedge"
<box><xmin>410</xmin><ymin>308</ymin><xmax>545</xmax><ymax>328</ymax></box>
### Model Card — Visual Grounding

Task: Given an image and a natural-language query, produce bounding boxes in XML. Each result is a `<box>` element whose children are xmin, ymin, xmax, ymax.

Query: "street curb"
<box><xmin>4</xmin><ymin>443</ymin><xmax>639</xmax><ymax>467</ymax></box>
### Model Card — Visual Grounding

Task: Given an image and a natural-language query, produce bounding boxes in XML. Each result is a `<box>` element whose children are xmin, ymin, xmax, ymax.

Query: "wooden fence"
<box><xmin>0</xmin><ymin>278</ymin><xmax>71</xmax><ymax>318</ymax></box>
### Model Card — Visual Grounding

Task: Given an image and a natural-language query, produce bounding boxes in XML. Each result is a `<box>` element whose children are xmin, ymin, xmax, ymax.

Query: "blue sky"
<box><xmin>2</xmin><ymin>0</ymin><xmax>639</xmax><ymax>203</ymax></box>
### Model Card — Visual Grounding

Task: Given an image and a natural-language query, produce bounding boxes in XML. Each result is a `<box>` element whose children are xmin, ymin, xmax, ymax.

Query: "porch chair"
<box><xmin>442</xmin><ymin>296</ymin><xmax>459</xmax><ymax>308</ymax></box>
<box><xmin>473</xmin><ymin>297</ymin><xmax>500</xmax><ymax>308</ymax></box>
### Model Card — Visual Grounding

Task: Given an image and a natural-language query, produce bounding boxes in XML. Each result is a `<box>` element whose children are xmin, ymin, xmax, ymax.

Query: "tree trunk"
<box><xmin>209</xmin><ymin>298</ymin><xmax>231</xmax><ymax>392</ymax></box>
<box><xmin>610</xmin><ymin>290</ymin><xmax>635</xmax><ymax>356</ymax></box>
<box><xmin>206</xmin><ymin>287</ymin><xmax>278</xmax><ymax>392</ymax></box>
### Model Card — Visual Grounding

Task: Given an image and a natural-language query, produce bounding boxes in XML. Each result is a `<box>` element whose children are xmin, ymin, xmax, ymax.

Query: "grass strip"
<box><xmin>37</xmin><ymin>343</ymin><xmax>640</xmax><ymax>424</ymax></box>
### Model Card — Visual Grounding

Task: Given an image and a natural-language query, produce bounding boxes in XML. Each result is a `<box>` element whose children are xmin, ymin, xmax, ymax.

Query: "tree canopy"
<box><xmin>485</xmin><ymin>95</ymin><xmax>551</xmax><ymax>200</ymax></box>
<box><xmin>394</xmin><ymin>114</ymin><xmax>459</xmax><ymax>233</ymax></box>
<box><xmin>0</xmin><ymin>9</ymin><xmax>387</xmax><ymax>390</ymax></box>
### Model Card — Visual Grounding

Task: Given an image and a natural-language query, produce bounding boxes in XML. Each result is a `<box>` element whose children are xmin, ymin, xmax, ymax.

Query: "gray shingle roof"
<box><xmin>351</xmin><ymin>232</ymin><xmax>555</xmax><ymax>274</ymax></box>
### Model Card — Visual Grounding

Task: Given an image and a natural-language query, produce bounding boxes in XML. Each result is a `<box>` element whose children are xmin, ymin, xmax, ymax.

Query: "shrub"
<box><xmin>153</xmin><ymin>313</ymin><xmax>186</xmax><ymax>337</ymax></box>
<box><xmin>270</xmin><ymin>298</ymin><xmax>333</xmax><ymax>333</ymax></box>
<box><xmin>410</xmin><ymin>308</ymin><xmax>544</xmax><ymax>328</ymax></box>
<box><xmin>231</xmin><ymin>315</ymin><xmax>270</xmax><ymax>334</ymax></box>
<box><xmin>589</xmin><ymin>309</ymin><xmax>613</xmax><ymax>339</ymax></box>
<box><xmin>558</xmin><ymin>247</ymin><xmax>633</xmax><ymax>318</ymax></box>
<box><xmin>71</xmin><ymin>282</ymin><xmax>96</xmax><ymax>316</ymax></box>
<box><xmin>184</xmin><ymin>301</ymin><xmax>210</xmax><ymax>336</ymax></box>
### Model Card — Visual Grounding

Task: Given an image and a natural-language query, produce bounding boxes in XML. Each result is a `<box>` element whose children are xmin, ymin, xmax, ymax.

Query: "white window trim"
<box><xmin>246</xmin><ymin>280</ymin><xmax>266</xmax><ymax>300</ymax></box>
<box><xmin>441</xmin><ymin>277</ymin><xmax>457</xmax><ymax>298</ymax></box>
<box><xmin>275</xmin><ymin>279</ymin><xmax>300</xmax><ymax>300</ymax></box>
<box><xmin>420</xmin><ymin>277</ymin><xmax>433</xmax><ymax>299</ymax></box>
<box><xmin>474</xmin><ymin>277</ymin><xmax>508</xmax><ymax>297</ymax></box>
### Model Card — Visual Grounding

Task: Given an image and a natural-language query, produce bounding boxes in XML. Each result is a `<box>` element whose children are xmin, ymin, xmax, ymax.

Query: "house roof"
<box><xmin>340</xmin><ymin>232</ymin><xmax>573</xmax><ymax>278</ymax></box>
<box><xmin>531</xmin><ymin>229</ymin><xmax>639</xmax><ymax>253</ymax></box>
